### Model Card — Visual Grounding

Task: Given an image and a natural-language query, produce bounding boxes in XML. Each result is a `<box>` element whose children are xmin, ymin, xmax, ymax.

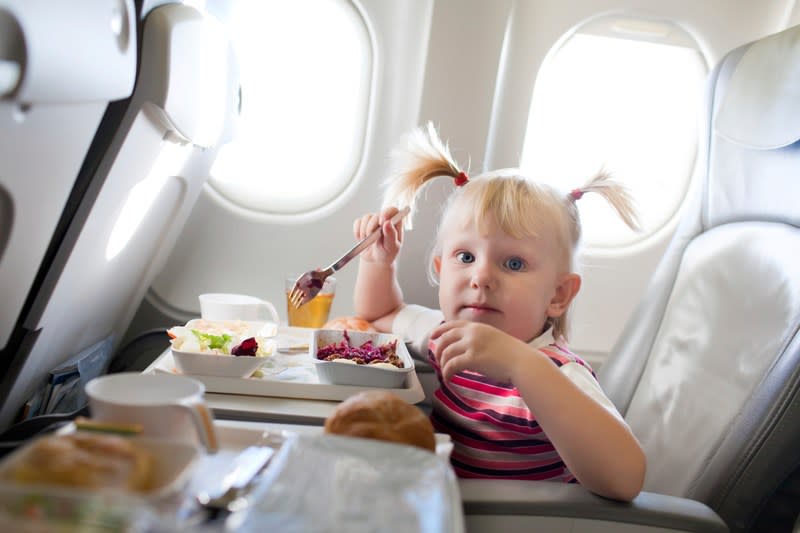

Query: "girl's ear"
<box><xmin>547</xmin><ymin>273</ymin><xmax>581</xmax><ymax>318</ymax></box>
<box><xmin>433</xmin><ymin>256</ymin><xmax>442</xmax><ymax>275</ymax></box>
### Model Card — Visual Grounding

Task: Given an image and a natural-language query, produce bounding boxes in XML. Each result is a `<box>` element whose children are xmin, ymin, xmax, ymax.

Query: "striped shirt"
<box><xmin>428</xmin><ymin>342</ymin><xmax>593</xmax><ymax>481</ymax></box>
<box><xmin>393</xmin><ymin>304</ymin><xmax>619</xmax><ymax>482</ymax></box>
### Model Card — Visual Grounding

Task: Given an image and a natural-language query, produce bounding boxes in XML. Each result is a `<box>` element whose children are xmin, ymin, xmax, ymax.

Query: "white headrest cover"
<box><xmin>2</xmin><ymin>0</ymin><xmax>136</xmax><ymax>102</ymax></box>
<box><xmin>715</xmin><ymin>25</ymin><xmax>800</xmax><ymax>149</ymax></box>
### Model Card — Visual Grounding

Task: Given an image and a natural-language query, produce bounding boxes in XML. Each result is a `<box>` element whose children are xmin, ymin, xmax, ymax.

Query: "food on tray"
<box><xmin>317</xmin><ymin>330</ymin><xmax>403</xmax><ymax>368</ymax></box>
<box><xmin>325</xmin><ymin>391</ymin><xmax>435</xmax><ymax>452</ymax></box>
<box><xmin>167</xmin><ymin>319</ymin><xmax>273</xmax><ymax>357</ymax></box>
<box><xmin>2</xmin><ymin>433</ymin><xmax>154</xmax><ymax>491</ymax></box>
<box><xmin>322</xmin><ymin>316</ymin><xmax>377</xmax><ymax>332</ymax></box>
<box><xmin>231</xmin><ymin>337</ymin><xmax>259</xmax><ymax>356</ymax></box>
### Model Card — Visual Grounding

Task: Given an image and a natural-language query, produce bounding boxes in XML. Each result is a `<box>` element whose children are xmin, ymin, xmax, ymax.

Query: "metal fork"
<box><xmin>288</xmin><ymin>206</ymin><xmax>410</xmax><ymax>308</ymax></box>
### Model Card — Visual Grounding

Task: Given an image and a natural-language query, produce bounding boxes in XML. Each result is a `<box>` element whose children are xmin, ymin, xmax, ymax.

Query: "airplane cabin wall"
<box><xmin>789</xmin><ymin>0</ymin><xmax>800</xmax><ymax>25</ymax></box>
<box><xmin>129</xmin><ymin>0</ymin><xmax>797</xmax><ymax>368</ymax></box>
<box><xmin>129</xmin><ymin>0</ymin><xmax>435</xmax><ymax>338</ymax></box>
<box><xmin>394</xmin><ymin>0</ymin><xmax>513</xmax><ymax>320</ymax></box>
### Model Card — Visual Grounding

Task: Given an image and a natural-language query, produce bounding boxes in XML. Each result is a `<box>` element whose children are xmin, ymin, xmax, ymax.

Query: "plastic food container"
<box><xmin>233</xmin><ymin>433</ymin><xmax>464</xmax><ymax>533</ymax></box>
<box><xmin>0</xmin><ymin>431</ymin><xmax>200</xmax><ymax>502</ymax></box>
<box><xmin>0</xmin><ymin>484</ymin><xmax>161</xmax><ymax>533</ymax></box>
<box><xmin>168</xmin><ymin>319</ymin><xmax>276</xmax><ymax>378</ymax></box>
<box><xmin>171</xmin><ymin>349</ymin><xmax>267</xmax><ymax>378</ymax></box>
<box><xmin>311</xmin><ymin>330</ymin><xmax>414</xmax><ymax>388</ymax></box>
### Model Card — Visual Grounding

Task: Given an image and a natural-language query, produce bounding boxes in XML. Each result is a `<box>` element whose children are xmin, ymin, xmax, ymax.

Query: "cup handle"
<box><xmin>180</xmin><ymin>400</ymin><xmax>219</xmax><ymax>453</ymax></box>
<box><xmin>259</xmin><ymin>299</ymin><xmax>280</xmax><ymax>327</ymax></box>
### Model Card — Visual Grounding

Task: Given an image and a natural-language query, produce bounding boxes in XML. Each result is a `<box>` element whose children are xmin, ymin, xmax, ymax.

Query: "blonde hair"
<box><xmin>383</xmin><ymin>122</ymin><xmax>639</xmax><ymax>340</ymax></box>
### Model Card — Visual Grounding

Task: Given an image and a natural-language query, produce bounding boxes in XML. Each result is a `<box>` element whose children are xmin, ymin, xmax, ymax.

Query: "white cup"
<box><xmin>85</xmin><ymin>373</ymin><xmax>219</xmax><ymax>452</ymax></box>
<box><xmin>199</xmin><ymin>293</ymin><xmax>280</xmax><ymax>325</ymax></box>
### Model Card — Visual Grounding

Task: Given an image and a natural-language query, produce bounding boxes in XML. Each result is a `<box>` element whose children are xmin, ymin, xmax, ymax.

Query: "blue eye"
<box><xmin>505</xmin><ymin>257</ymin><xmax>525</xmax><ymax>271</ymax></box>
<box><xmin>456</xmin><ymin>251</ymin><xmax>475</xmax><ymax>264</ymax></box>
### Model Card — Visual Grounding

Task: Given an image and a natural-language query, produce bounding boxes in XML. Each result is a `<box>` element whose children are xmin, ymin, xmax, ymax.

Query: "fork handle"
<box><xmin>326</xmin><ymin>206</ymin><xmax>410</xmax><ymax>273</ymax></box>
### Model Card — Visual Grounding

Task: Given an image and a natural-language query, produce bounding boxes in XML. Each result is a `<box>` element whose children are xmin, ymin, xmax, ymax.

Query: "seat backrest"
<box><xmin>0</xmin><ymin>2</ymin><xmax>240</xmax><ymax>430</ymax></box>
<box><xmin>0</xmin><ymin>0</ymin><xmax>137</xmax><ymax>353</ymax></box>
<box><xmin>599</xmin><ymin>24</ymin><xmax>800</xmax><ymax>532</ymax></box>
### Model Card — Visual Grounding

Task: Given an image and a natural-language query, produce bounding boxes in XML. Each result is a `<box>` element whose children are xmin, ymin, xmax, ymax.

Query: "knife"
<box><xmin>197</xmin><ymin>445</ymin><xmax>275</xmax><ymax>508</ymax></box>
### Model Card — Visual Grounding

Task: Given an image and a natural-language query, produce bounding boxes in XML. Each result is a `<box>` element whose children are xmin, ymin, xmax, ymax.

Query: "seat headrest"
<box><xmin>0</xmin><ymin>0</ymin><xmax>136</xmax><ymax>102</ymax></box>
<box><xmin>714</xmin><ymin>25</ymin><xmax>800</xmax><ymax>149</ymax></box>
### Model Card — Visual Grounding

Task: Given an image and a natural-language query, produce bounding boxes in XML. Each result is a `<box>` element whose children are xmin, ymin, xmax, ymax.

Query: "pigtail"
<box><xmin>383</xmin><ymin>122</ymin><xmax>465</xmax><ymax>229</ymax></box>
<box><xmin>570</xmin><ymin>170</ymin><xmax>640</xmax><ymax>231</ymax></box>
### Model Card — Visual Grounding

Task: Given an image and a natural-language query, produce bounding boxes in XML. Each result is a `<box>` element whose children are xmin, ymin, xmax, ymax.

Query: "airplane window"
<box><xmin>520</xmin><ymin>24</ymin><xmax>707</xmax><ymax>247</ymax></box>
<box><xmin>207</xmin><ymin>0</ymin><xmax>372</xmax><ymax>215</ymax></box>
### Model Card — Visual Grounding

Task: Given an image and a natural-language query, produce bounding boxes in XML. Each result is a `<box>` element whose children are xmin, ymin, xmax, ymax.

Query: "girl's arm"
<box><xmin>353</xmin><ymin>260</ymin><xmax>404</xmax><ymax>331</ymax></box>
<box><xmin>431</xmin><ymin>322</ymin><xmax>646</xmax><ymax>501</ymax></box>
<box><xmin>512</xmin><ymin>351</ymin><xmax>646</xmax><ymax>501</ymax></box>
<box><xmin>353</xmin><ymin>207</ymin><xmax>406</xmax><ymax>331</ymax></box>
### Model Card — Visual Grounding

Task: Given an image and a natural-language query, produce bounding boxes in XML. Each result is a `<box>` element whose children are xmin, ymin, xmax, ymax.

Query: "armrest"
<box><xmin>459</xmin><ymin>479</ymin><xmax>728</xmax><ymax>533</ymax></box>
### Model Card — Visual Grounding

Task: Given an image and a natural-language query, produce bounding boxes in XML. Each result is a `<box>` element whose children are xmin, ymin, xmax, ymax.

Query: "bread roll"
<box><xmin>325</xmin><ymin>391</ymin><xmax>435</xmax><ymax>452</ymax></box>
<box><xmin>4</xmin><ymin>433</ymin><xmax>154</xmax><ymax>491</ymax></box>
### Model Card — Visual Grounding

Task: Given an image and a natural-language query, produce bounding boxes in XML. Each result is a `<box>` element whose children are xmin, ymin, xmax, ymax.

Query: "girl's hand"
<box><xmin>353</xmin><ymin>207</ymin><xmax>405</xmax><ymax>265</ymax></box>
<box><xmin>430</xmin><ymin>321</ymin><xmax>532</xmax><ymax>382</ymax></box>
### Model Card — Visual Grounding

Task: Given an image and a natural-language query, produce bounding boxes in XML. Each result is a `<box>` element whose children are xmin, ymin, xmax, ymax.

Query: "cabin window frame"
<box><xmin>204</xmin><ymin>0</ymin><xmax>375</xmax><ymax>220</ymax></box>
<box><xmin>518</xmin><ymin>15</ymin><xmax>709</xmax><ymax>249</ymax></box>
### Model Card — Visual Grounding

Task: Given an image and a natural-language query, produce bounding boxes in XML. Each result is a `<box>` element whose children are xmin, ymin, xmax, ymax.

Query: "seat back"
<box><xmin>0</xmin><ymin>0</ymin><xmax>137</xmax><ymax>353</ymax></box>
<box><xmin>599</xmin><ymin>24</ymin><xmax>800</xmax><ymax>532</ymax></box>
<box><xmin>0</xmin><ymin>2</ymin><xmax>239</xmax><ymax>430</ymax></box>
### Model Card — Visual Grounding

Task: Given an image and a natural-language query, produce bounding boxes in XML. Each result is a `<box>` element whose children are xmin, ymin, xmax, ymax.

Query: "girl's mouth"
<box><xmin>462</xmin><ymin>304</ymin><xmax>498</xmax><ymax>315</ymax></box>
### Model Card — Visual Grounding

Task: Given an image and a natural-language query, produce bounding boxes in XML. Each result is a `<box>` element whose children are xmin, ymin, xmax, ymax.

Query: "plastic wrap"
<box><xmin>232</xmin><ymin>433</ymin><xmax>464</xmax><ymax>533</ymax></box>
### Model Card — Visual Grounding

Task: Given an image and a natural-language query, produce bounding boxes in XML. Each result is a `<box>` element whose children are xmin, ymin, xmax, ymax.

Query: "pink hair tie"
<box><xmin>454</xmin><ymin>171</ymin><xmax>469</xmax><ymax>187</ymax></box>
<box><xmin>570</xmin><ymin>188</ymin><xmax>584</xmax><ymax>201</ymax></box>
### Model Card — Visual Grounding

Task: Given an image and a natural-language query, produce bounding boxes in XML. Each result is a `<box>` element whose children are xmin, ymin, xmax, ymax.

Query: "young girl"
<box><xmin>353</xmin><ymin>123</ymin><xmax>646</xmax><ymax>501</ymax></box>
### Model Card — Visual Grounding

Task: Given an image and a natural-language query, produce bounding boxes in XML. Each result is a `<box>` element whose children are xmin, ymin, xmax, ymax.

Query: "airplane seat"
<box><xmin>0</xmin><ymin>0</ymin><xmax>137</xmax><ymax>421</ymax></box>
<box><xmin>0</xmin><ymin>0</ymin><xmax>137</xmax><ymax>361</ymax></box>
<box><xmin>0</xmin><ymin>2</ymin><xmax>240</xmax><ymax>432</ymax></box>
<box><xmin>461</xmin><ymin>23</ymin><xmax>800</xmax><ymax>533</ymax></box>
<box><xmin>601</xmin><ymin>22</ymin><xmax>800</xmax><ymax>531</ymax></box>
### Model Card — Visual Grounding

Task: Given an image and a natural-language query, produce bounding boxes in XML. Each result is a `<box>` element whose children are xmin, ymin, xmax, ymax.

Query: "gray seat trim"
<box><xmin>460</xmin><ymin>480</ymin><xmax>727</xmax><ymax>532</ymax></box>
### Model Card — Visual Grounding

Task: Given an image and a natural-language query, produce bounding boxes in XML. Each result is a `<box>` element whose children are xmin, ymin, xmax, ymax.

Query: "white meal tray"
<box><xmin>212</xmin><ymin>419</ymin><xmax>453</xmax><ymax>460</ymax></box>
<box><xmin>0</xmin><ymin>420</ymin><xmax>461</xmax><ymax>533</ymax></box>
<box><xmin>193</xmin><ymin>421</ymin><xmax>456</xmax><ymax>507</ymax></box>
<box><xmin>144</xmin><ymin>327</ymin><xmax>425</xmax><ymax>405</ymax></box>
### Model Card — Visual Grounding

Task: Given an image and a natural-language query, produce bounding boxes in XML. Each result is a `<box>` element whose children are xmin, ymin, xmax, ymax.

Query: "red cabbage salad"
<box><xmin>317</xmin><ymin>331</ymin><xmax>403</xmax><ymax>368</ymax></box>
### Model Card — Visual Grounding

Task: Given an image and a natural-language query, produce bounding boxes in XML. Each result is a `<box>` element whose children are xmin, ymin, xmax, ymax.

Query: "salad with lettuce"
<box><xmin>168</xmin><ymin>319</ymin><xmax>275</xmax><ymax>357</ymax></box>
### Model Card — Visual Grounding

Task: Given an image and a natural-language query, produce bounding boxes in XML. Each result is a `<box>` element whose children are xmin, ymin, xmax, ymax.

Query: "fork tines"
<box><xmin>289</xmin><ymin>283</ymin><xmax>305</xmax><ymax>308</ymax></box>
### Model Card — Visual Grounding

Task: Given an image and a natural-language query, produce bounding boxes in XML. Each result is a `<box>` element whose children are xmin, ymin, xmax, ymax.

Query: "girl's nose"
<box><xmin>470</xmin><ymin>261</ymin><xmax>496</xmax><ymax>290</ymax></box>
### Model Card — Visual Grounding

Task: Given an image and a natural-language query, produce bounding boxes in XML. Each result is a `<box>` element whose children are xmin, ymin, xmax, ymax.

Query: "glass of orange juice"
<box><xmin>285</xmin><ymin>276</ymin><xmax>336</xmax><ymax>328</ymax></box>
